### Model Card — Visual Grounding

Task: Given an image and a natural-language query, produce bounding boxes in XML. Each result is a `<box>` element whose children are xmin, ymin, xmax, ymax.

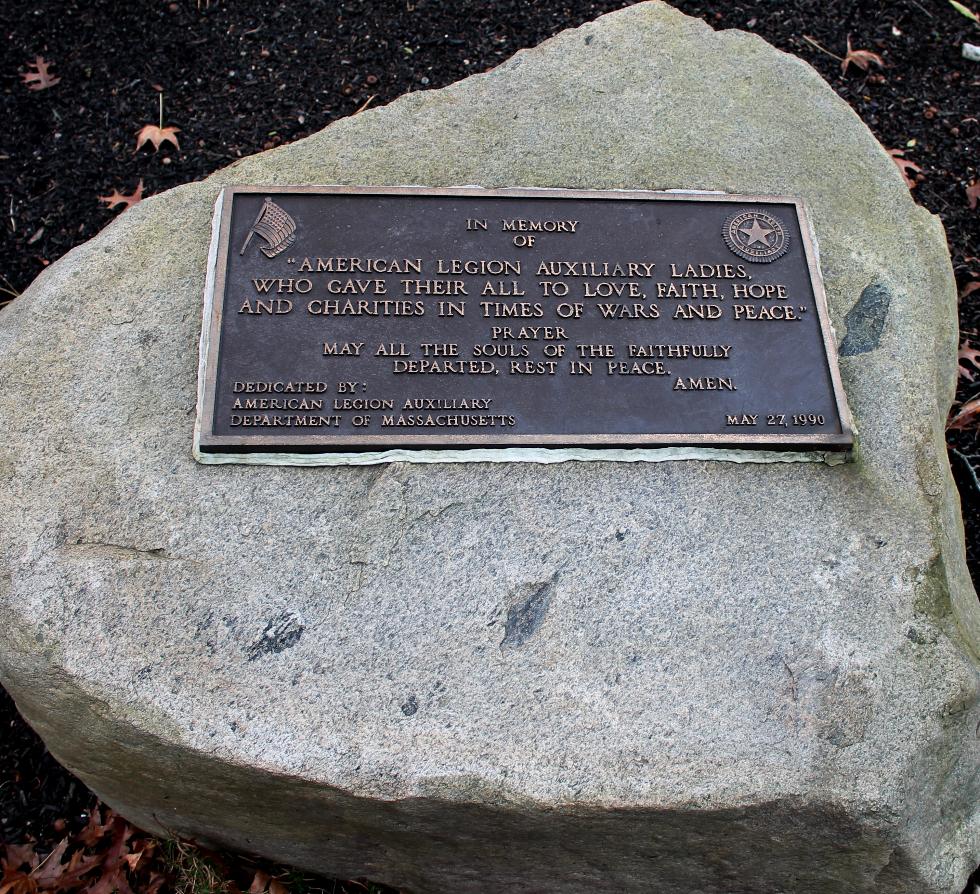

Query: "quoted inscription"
<box><xmin>200</xmin><ymin>189</ymin><xmax>851</xmax><ymax>450</ymax></box>
<box><xmin>235</xmin><ymin>251</ymin><xmax>798</xmax><ymax>427</ymax></box>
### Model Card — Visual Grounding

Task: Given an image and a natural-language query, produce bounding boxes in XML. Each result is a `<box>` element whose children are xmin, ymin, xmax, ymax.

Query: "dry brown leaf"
<box><xmin>2</xmin><ymin>846</ymin><xmax>38</xmax><ymax>873</ymax></box>
<box><xmin>958</xmin><ymin>341</ymin><xmax>980</xmax><ymax>380</ymax></box>
<box><xmin>103</xmin><ymin>819</ymin><xmax>134</xmax><ymax>871</ymax></box>
<box><xmin>28</xmin><ymin>840</ymin><xmax>69</xmax><ymax>888</ymax></box>
<box><xmin>56</xmin><ymin>849</ymin><xmax>105</xmax><ymax>892</ymax></box>
<box><xmin>841</xmin><ymin>36</ymin><xmax>884</xmax><ymax>75</ymax></box>
<box><xmin>268</xmin><ymin>880</ymin><xmax>289</xmax><ymax>894</ymax></box>
<box><xmin>248</xmin><ymin>870</ymin><xmax>270</xmax><ymax>894</ymax></box>
<box><xmin>961</xmin><ymin>281</ymin><xmax>980</xmax><ymax>300</ymax></box>
<box><xmin>4</xmin><ymin>807</ymin><xmax>177</xmax><ymax>894</ymax></box>
<box><xmin>98</xmin><ymin>181</ymin><xmax>144</xmax><ymax>212</ymax></box>
<box><xmin>135</xmin><ymin>124</ymin><xmax>180</xmax><ymax>152</ymax></box>
<box><xmin>967</xmin><ymin>180</ymin><xmax>980</xmax><ymax>210</ymax></box>
<box><xmin>83</xmin><ymin>866</ymin><xmax>133</xmax><ymax>894</ymax></box>
<box><xmin>21</xmin><ymin>56</ymin><xmax>60</xmax><ymax>91</ymax></box>
<box><xmin>84</xmin><ymin>822</ymin><xmax>134</xmax><ymax>894</ymax></box>
<box><xmin>76</xmin><ymin>810</ymin><xmax>112</xmax><ymax>849</ymax></box>
<box><xmin>0</xmin><ymin>844</ymin><xmax>38</xmax><ymax>894</ymax></box>
<box><xmin>886</xmin><ymin>149</ymin><xmax>923</xmax><ymax>189</ymax></box>
<box><xmin>950</xmin><ymin>396</ymin><xmax>980</xmax><ymax>430</ymax></box>
<box><xmin>0</xmin><ymin>868</ymin><xmax>35</xmax><ymax>894</ymax></box>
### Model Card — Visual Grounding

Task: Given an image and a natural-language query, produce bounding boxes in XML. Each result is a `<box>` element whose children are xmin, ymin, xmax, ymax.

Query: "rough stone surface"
<box><xmin>1</xmin><ymin>3</ymin><xmax>979</xmax><ymax>892</ymax></box>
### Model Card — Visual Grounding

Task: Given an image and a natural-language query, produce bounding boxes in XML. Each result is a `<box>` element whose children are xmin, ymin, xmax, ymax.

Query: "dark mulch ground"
<box><xmin>1</xmin><ymin>0</ymin><xmax>978</xmax><ymax>891</ymax></box>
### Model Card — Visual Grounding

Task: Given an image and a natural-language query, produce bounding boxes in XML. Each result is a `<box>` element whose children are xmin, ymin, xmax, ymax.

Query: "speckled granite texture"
<box><xmin>1</xmin><ymin>3</ymin><xmax>977</xmax><ymax>891</ymax></box>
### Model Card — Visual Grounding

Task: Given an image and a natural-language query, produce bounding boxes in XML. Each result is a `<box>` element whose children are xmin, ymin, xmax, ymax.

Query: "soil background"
<box><xmin>1</xmin><ymin>0</ymin><xmax>978</xmax><ymax>891</ymax></box>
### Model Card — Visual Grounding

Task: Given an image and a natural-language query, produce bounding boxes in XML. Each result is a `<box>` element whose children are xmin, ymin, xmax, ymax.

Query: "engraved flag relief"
<box><xmin>240</xmin><ymin>198</ymin><xmax>296</xmax><ymax>258</ymax></box>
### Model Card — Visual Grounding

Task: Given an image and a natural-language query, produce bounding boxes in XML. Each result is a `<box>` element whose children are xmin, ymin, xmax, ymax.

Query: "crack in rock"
<box><xmin>65</xmin><ymin>541</ymin><xmax>190</xmax><ymax>562</ymax></box>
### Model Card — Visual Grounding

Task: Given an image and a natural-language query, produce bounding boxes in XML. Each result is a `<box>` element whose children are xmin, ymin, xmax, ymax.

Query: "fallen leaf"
<box><xmin>55</xmin><ymin>849</ymin><xmax>105</xmax><ymax>892</ymax></box>
<box><xmin>961</xmin><ymin>281</ymin><xmax>980</xmax><ymax>299</ymax></box>
<box><xmin>958</xmin><ymin>341</ymin><xmax>980</xmax><ymax>380</ymax></box>
<box><xmin>0</xmin><ymin>867</ymin><xmax>34</xmax><ymax>894</ymax></box>
<box><xmin>887</xmin><ymin>149</ymin><xmax>923</xmax><ymax>189</ymax></box>
<box><xmin>135</xmin><ymin>124</ymin><xmax>180</xmax><ymax>152</ymax></box>
<box><xmin>949</xmin><ymin>396</ymin><xmax>980</xmax><ymax>429</ymax></box>
<box><xmin>29</xmin><ymin>840</ymin><xmax>69</xmax><ymax>888</ymax></box>
<box><xmin>77</xmin><ymin>810</ymin><xmax>110</xmax><ymax>849</ymax></box>
<box><xmin>0</xmin><ymin>843</ymin><xmax>37</xmax><ymax>894</ymax></box>
<box><xmin>268</xmin><ymin>881</ymin><xmax>289</xmax><ymax>894</ymax></box>
<box><xmin>2</xmin><ymin>845</ymin><xmax>37</xmax><ymax>872</ymax></box>
<box><xmin>103</xmin><ymin>819</ymin><xmax>134</xmax><ymax>871</ymax></box>
<box><xmin>99</xmin><ymin>181</ymin><xmax>144</xmax><ymax>212</ymax></box>
<box><xmin>248</xmin><ymin>870</ymin><xmax>270</xmax><ymax>894</ymax></box>
<box><xmin>21</xmin><ymin>56</ymin><xmax>60</xmax><ymax>91</ymax></box>
<box><xmin>949</xmin><ymin>0</ymin><xmax>980</xmax><ymax>22</ymax></box>
<box><xmin>84</xmin><ymin>820</ymin><xmax>134</xmax><ymax>894</ymax></box>
<box><xmin>967</xmin><ymin>181</ymin><xmax>980</xmax><ymax>210</ymax></box>
<box><xmin>85</xmin><ymin>866</ymin><xmax>134</xmax><ymax>894</ymax></box>
<box><xmin>841</xmin><ymin>36</ymin><xmax>884</xmax><ymax>75</ymax></box>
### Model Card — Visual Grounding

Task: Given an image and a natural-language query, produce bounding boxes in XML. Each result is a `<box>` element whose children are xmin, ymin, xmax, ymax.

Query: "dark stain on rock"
<box><xmin>401</xmin><ymin>695</ymin><xmax>419</xmax><ymax>716</ymax></box>
<box><xmin>584</xmin><ymin>34</ymin><xmax>594</xmax><ymax>45</ymax></box>
<box><xmin>246</xmin><ymin>610</ymin><xmax>304</xmax><ymax>661</ymax></box>
<box><xmin>839</xmin><ymin>281</ymin><xmax>892</xmax><ymax>356</ymax></box>
<box><xmin>501</xmin><ymin>575</ymin><xmax>557</xmax><ymax>650</ymax></box>
<box><xmin>906</xmin><ymin>626</ymin><xmax>937</xmax><ymax>645</ymax></box>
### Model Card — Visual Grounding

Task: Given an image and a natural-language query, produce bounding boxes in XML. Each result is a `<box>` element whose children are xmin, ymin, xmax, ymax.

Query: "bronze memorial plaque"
<box><xmin>196</xmin><ymin>186</ymin><xmax>853</xmax><ymax>456</ymax></box>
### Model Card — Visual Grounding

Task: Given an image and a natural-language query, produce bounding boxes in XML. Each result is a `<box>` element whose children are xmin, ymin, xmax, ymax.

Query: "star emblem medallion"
<box><xmin>723</xmin><ymin>209</ymin><xmax>789</xmax><ymax>263</ymax></box>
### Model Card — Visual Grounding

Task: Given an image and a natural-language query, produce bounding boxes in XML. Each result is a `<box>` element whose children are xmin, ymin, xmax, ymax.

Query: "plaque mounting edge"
<box><xmin>193</xmin><ymin>185</ymin><xmax>854</xmax><ymax>467</ymax></box>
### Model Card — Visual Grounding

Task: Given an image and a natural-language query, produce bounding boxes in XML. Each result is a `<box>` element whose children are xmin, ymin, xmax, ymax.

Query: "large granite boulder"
<box><xmin>1</xmin><ymin>3</ymin><xmax>978</xmax><ymax>891</ymax></box>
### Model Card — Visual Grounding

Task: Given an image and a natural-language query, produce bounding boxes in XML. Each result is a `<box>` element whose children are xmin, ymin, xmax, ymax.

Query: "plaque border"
<box><xmin>195</xmin><ymin>185</ymin><xmax>854</xmax><ymax>453</ymax></box>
